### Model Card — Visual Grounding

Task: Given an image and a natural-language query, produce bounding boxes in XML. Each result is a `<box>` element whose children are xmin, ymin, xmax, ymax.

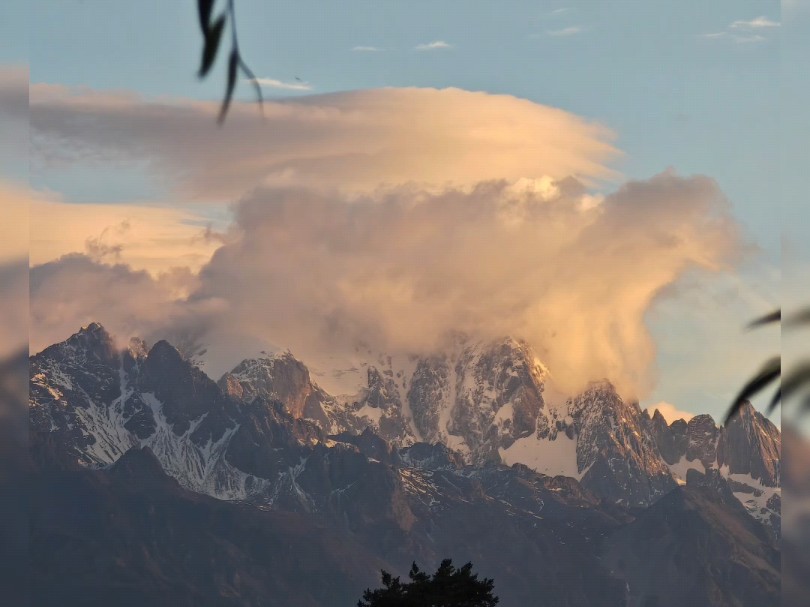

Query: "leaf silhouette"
<box><xmin>779</xmin><ymin>362</ymin><xmax>810</xmax><ymax>409</ymax></box>
<box><xmin>238</xmin><ymin>56</ymin><xmax>264</xmax><ymax>117</ymax></box>
<box><xmin>198</xmin><ymin>0</ymin><xmax>216</xmax><ymax>32</ymax></box>
<box><xmin>725</xmin><ymin>356</ymin><xmax>780</xmax><ymax>424</ymax></box>
<box><xmin>767</xmin><ymin>386</ymin><xmax>781</xmax><ymax>414</ymax></box>
<box><xmin>218</xmin><ymin>48</ymin><xmax>239</xmax><ymax>124</ymax></box>
<box><xmin>199</xmin><ymin>15</ymin><xmax>226</xmax><ymax>78</ymax></box>
<box><xmin>747</xmin><ymin>309</ymin><xmax>781</xmax><ymax>329</ymax></box>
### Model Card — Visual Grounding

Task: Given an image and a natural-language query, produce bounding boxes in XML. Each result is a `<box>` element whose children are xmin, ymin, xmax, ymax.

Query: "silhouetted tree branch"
<box><xmin>197</xmin><ymin>0</ymin><xmax>263</xmax><ymax>123</ymax></box>
<box><xmin>358</xmin><ymin>560</ymin><xmax>499</xmax><ymax>607</ymax></box>
<box><xmin>726</xmin><ymin>308</ymin><xmax>810</xmax><ymax>423</ymax></box>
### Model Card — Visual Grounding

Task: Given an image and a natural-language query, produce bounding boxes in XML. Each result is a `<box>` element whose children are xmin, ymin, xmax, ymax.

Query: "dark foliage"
<box><xmin>358</xmin><ymin>560</ymin><xmax>499</xmax><ymax>607</ymax></box>
<box><xmin>196</xmin><ymin>0</ymin><xmax>262</xmax><ymax>123</ymax></box>
<box><xmin>726</xmin><ymin>307</ymin><xmax>810</xmax><ymax>423</ymax></box>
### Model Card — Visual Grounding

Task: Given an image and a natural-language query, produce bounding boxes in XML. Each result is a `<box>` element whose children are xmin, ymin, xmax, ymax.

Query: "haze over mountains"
<box><xmin>28</xmin><ymin>323</ymin><xmax>781</xmax><ymax>606</ymax></box>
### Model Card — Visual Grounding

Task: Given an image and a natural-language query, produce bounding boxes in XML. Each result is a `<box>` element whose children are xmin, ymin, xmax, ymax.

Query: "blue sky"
<box><xmin>25</xmin><ymin>1</ymin><xmax>780</xmax><ymax>255</ymax></box>
<box><xmin>6</xmin><ymin>0</ymin><xmax>799</xmax><ymax>421</ymax></box>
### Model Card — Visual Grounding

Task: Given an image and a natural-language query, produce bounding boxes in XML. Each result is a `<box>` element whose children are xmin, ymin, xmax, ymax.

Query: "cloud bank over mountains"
<box><xmin>29</xmin><ymin>85</ymin><xmax>744</xmax><ymax>400</ymax></box>
<box><xmin>31</xmin><ymin>85</ymin><xmax>618</xmax><ymax>199</ymax></box>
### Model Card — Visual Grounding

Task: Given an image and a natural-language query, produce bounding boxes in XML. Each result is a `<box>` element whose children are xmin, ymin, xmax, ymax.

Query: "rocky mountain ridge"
<box><xmin>28</xmin><ymin>323</ymin><xmax>782</xmax><ymax>606</ymax></box>
<box><xmin>30</xmin><ymin>324</ymin><xmax>781</xmax><ymax>526</ymax></box>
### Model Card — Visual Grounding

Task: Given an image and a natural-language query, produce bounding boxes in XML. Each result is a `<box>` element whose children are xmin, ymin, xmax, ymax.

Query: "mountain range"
<box><xmin>28</xmin><ymin>323</ymin><xmax>782</xmax><ymax>606</ymax></box>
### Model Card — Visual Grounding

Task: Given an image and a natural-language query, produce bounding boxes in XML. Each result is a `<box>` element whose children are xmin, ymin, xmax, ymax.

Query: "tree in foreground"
<box><xmin>358</xmin><ymin>560</ymin><xmax>498</xmax><ymax>607</ymax></box>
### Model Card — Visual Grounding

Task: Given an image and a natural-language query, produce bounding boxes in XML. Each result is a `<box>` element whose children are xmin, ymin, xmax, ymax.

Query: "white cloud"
<box><xmin>352</xmin><ymin>46</ymin><xmax>383</xmax><ymax>52</ymax></box>
<box><xmin>547</xmin><ymin>26</ymin><xmax>583</xmax><ymax>37</ymax></box>
<box><xmin>31</xmin><ymin>85</ymin><xmax>619</xmax><ymax>201</ymax></box>
<box><xmin>730</xmin><ymin>16</ymin><xmax>780</xmax><ymax>29</ymax></box>
<box><xmin>28</xmin><ymin>84</ymin><xmax>747</xmax><ymax>403</ymax></box>
<box><xmin>646</xmin><ymin>402</ymin><xmax>695</xmax><ymax>424</ymax></box>
<box><xmin>29</xmin><ymin>171</ymin><xmax>744</xmax><ymax>401</ymax></box>
<box><xmin>415</xmin><ymin>41</ymin><xmax>452</xmax><ymax>51</ymax></box>
<box><xmin>254</xmin><ymin>77</ymin><xmax>312</xmax><ymax>91</ymax></box>
<box><xmin>703</xmin><ymin>15</ymin><xmax>779</xmax><ymax>43</ymax></box>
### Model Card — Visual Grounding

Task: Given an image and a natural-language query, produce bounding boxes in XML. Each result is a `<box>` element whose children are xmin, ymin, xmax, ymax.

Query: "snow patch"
<box><xmin>500</xmin><ymin>433</ymin><xmax>585</xmax><ymax>480</ymax></box>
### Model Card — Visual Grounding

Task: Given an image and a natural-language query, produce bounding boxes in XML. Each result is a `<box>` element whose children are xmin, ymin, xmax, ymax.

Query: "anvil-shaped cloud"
<box><xmin>29</xmin><ymin>84</ymin><xmax>743</xmax><ymax>400</ymax></box>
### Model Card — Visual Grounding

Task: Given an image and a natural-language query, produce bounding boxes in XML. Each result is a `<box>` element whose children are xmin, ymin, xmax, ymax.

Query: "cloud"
<box><xmin>0</xmin><ymin>66</ymin><xmax>27</xmax><ymax>123</ymax></box>
<box><xmin>415</xmin><ymin>41</ymin><xmax>452</xmax><ymax>51</ymax></box>
<box><xmin>29</xmin><ymin>254</ymin><xmax>216</xmax><ymax>356</ymax></box>
<box><xmin>702</xmin><ymin>31</ymin><xmax>767</xmax><ymax>44</ymax></box>
<box><xmin>352</xmin><ymin>46</ymin><xmax>383</xmax><ymax>52</ymax></box>
<box><xmin>29</xmin><ymin>197</ymin><xmax>224</xmax><ymax>277</ymax></box>
<box><xmin>27</xmin><ymin>85</ymin><xmax>745</xmax><ymax>401</ymax></box>
<box><xmin>730</xmin><ymin>16</ymin><xmax>780</xmax><ymax>29</ymax></box>
<box><xmin>31</xmin><ymin>85</ymin><xmax>619</xmax><ymax>201</ymax></box>
<box><xmin>254</xmin><ymin>77</ymin><xmax>313</xmax><ymax>91</ymax></box>
<box><xmin>0</xmin><ymin>67</ymin><xmax>28</xmax><ymax>180</ymax></box>
<box><xmin>646</xmin><ymin>402</ymin><xmax>695</xmax><ymax>424</ymax></box>
<box><xmin>30</xmin><ymin>170</ymin><xmax>743</xmax><ymax>401</ymax></box>
<box><xmin>703</xmin><ymin>16</ymin><xmax>779</xmax><ymax>43</ymax></box>
<box><xmin>547</xmin><ymin>26</ymin><xmax>583</xmax><ymax>37</ymax></box>
<box><xmin>0</xmin><ymin>182</ymin><xmax>31</xmax><ymax>265</ymax></box>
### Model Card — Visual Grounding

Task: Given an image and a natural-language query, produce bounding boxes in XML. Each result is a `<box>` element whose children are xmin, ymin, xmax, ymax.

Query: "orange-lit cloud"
<box><xmin>29</xmin><ymin>198</ymin><xmax>224</xmax><ymax>277</ymax></box>
<box><xmin>28</xmin><ymin>86</ymin><xmax>744</xmax><ymax>401</ymax></box>
<box><xmin>31</xmin><ymin>85</ymin><xmax>619</xmax><ymax>200</ymax></box>
<box><xmin>30</xmin><ymin>172</ymin><xmax>742</xmax><ymax>400</ymax></box>
<box><xmin>0</xmin><ymin>182</ymin><xmax>30</xmax><ymax>265</ymax></box>
<box><xmin>0</xmin><ymin>66</ymin><xmax>30</xmax><ymax>359</ymax></box>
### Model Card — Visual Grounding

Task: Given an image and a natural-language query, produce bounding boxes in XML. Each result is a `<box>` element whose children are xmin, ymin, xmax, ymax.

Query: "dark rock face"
<box><xmin>30</xmin><ymin>447</ymin><xmax>386</xmax><ymax>607</ymax></box>
<box><xmin>407</xmin><ymin>356</ymin><xmax>450</xmax><ymax>442</ymax></box>
<box><xmin>642</xmin><ymin>401</ymin><xmax>782</xmax><ymax>535</ymax></box>
<box><xmin>717</xmin><ymin>402</ymin><xmax>781</xmax><ymax>486</ymax></box>
<box><xmin>219</xmin><ymin>353</ymin><xmax>363</xmax><ymax>436</ymax></box>
<box><xmin>141</xmin><ymin>340</ymin><xmax>236</xmax><ymax>443</ymax></box>
<box><xmin>603</xmin><ymin>481</ymin><xmax>780</xmax><ymax>607</ymax></box>
<box><xmin>568</xmin><ymin>384</ymin><xmax>676</xmax><ymax>508</ymax></box>
<box><xmin>685</xmin><ymin>414</ymin><xmax>720</xmax><ymax>467</ymax></box>
<box><xmin>219</xmin><ymin>353</ymin><xmax>330</xmax><ymax>424</ymax></box>
<box><xmin>645</xmin><ymin>409</ymin><xmax>689</xmax><ymax>465</ymax></box>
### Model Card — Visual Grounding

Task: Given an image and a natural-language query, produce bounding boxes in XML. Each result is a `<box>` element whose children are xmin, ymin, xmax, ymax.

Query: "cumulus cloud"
<box><xmin>415</xmin><ymin>41</ymin><xmax>452</xmax><ymax>51</ymax></box>
<box><xmin>28</xmin><ymin>85</ymin><xmax>745</xmax><ymax>401</ymax></box>
<box><xmin>32</xmin><ymin>172</ymin><xmax>742</xmax><ymax>398</ymax></box>
<box><xmin>187</xmin><ymin>172</ymin><xmax>740</xmax><ymax>398</ymax></box>
<box><xmin>31</xmin><ymin>85</ymin><xmax>618</xmax><ymax>201</ymax></box>
<box><xmin>352</xmin><ymin>46</ymin><xmax>383</xmax><ymax>52</ymax></box>
<box><xmin>29</xmin><ymin>254</ymin><xmax>218</xmax><ymax>356</ymax></box>
<box><xmin>646</xmin><ymin>402</ymin><xmax>695</xmax><ymax>424</ymax></box>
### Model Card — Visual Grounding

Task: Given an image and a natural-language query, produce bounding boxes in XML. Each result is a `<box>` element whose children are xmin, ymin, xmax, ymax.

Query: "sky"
<box><xmin>3</xmin><ymin>0</ymin><xmax>802</xmax><ymax>422</ymax></box>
